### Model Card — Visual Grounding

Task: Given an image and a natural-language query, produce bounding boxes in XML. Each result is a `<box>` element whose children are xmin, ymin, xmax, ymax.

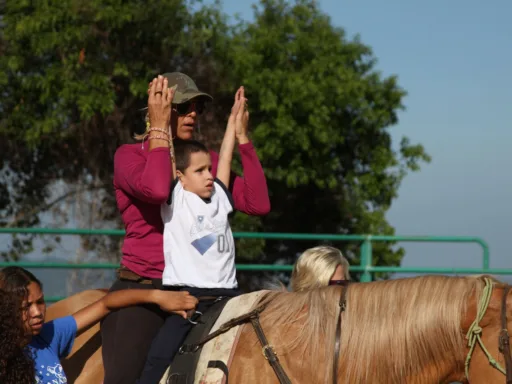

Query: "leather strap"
<box><xmin>499</xmin><ymin>285</ymin><xmax>512</xmax><ymax>384</ymax></box>
<box><xmin>197</xmin><ymin>296</ymin><xmax>223</xmax><ymax>302</ymax></box>
<box><xmin>179</xmin><ymin>298</ymin><xmax>292</xmax><ymax>384</ymax></box>
<box><xmin>180</xmin><ymin>302</ymin><xmax>269</xmax><ymax>352</ymax></box>
<box><xmin>207</xmin><ymin>361</ymin><xmax>229</xmax><ymax>384</ymax></box>
<box><xmin>117</xmin><ymin>267</ymin><xmax>153</xmax><ymax>285</ymax></box>
<box><xmin>333</xmin><ymin>285</ymin><xmax>349</xmax><ymax>384</ymax></box>
<box><xmin>250</xmin><ymin>316</ymin><xmax>292</xmax><ymax>384</ymax></box>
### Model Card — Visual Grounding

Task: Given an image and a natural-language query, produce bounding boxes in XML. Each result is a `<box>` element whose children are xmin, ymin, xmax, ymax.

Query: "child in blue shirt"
<box><xmin>0</xmin><ymin>266</ymin><xmax>198</xmax><ymax>384</ymax></box>
<box><xmin>30</xmin><ymin>316</ymin><xmax>76</xmax><ymax>383</ymax></box>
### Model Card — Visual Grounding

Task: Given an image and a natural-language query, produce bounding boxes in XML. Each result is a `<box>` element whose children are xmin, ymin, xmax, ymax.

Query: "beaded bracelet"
<box><xmin>141</xmin><ymin>131</ymin><xmax>170</xmax><ymax>150</ymax></box>
<box><xmin>148</xmin><ymin>127</ymin><xmax>169</xmax><ymax>136</ymax></box>
<box><xmin>148</xmin><ymin>134</ymin><xmax>170</xmax><ymax>141</ymax></box>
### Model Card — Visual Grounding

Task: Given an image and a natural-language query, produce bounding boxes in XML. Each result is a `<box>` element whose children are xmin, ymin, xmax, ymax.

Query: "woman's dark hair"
<box><xmin>0</xmin><ymin>267</ymin><xmax>43</xmax><ymax>301</ymax></box>
<box><xmin>0</xmin><ymin>289</ymin><xmax>35</xmax><ymax>384</ymax></box>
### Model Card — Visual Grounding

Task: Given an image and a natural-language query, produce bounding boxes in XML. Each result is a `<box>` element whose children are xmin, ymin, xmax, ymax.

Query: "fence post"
<box><xmin>359</xmin><ymin>235</ymin><xmax>373</xmax><ymax>282</ymax></box>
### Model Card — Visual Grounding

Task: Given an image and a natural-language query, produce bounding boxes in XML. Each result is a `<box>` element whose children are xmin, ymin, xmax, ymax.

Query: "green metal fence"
<box><xmin>1</xmin><ymin>227</ymin><xmax>510</xmax><ymax>302</ymax></box>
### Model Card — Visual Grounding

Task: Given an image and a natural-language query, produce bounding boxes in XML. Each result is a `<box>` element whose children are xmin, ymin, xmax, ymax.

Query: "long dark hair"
<box><xmin>0</xmin><ymin>289</ymin><xmax>35</xmax><ymax>383</ymax></box>
<box><xmin>0</xmin><ymin>267</ymin><xmax>43</xmax><ymax>300</ymax></box>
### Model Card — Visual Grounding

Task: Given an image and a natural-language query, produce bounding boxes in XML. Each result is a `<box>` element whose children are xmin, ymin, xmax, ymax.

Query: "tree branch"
<box><xmin>6</xmin><ymin>185</ymin><xmax>105</xmax><ymax>228</ymax></box>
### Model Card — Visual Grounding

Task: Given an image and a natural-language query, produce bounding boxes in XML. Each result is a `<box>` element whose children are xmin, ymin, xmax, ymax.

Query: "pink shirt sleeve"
<box><xmin>114</xmin><ymin>145</ymin><xmax>172</xmax><ymax>204</ymax></box>
<box><xmin>210</xmin><ymin>142</ymin><xmax>271</xmax><ymax>216</ymax></box>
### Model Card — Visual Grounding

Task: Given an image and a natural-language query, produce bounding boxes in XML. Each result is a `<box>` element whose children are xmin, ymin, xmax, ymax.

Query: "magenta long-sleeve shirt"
<box><xmin>113</xmin><ymin>141</ymin><xmax>271</xmax><ymax>278</ymax></box>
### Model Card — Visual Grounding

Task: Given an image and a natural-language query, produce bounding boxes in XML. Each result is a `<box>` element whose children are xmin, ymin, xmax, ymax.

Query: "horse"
<box><xmin>48</xmin><ymin>275</ymin><xmax>511</xmax><ymax>383</ymax></box>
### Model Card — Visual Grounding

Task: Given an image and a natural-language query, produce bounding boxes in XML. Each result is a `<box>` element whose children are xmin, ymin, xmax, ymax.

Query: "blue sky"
<box><xmin>215</xmin><ymin>0</ymin><xmax>512</xmax><ymax>273</ymax></box>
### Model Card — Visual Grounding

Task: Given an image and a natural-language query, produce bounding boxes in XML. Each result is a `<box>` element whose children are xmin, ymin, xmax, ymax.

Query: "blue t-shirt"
<box><xmin>29</xmin><ymin>315</ymin><xmax>77</xmax><ymax>384</ymax></box>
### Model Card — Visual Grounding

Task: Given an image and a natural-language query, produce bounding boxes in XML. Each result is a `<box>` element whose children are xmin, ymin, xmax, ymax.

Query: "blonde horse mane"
<box><xmin>257</xmin><ymin>275</ymin><xmax>501</xmax><ymax>383</ymax></box>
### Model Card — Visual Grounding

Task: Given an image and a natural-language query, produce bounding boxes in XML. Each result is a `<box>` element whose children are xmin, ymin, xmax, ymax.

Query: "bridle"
<box><xmin>332</xmin><ymin>283</ymin><xmax>349</xmax><ymax>384</ymax></box>
<box><xmin>465</xmin><ymin>279</ymin><xmax>512</xmax><ymax>383</ymax></box>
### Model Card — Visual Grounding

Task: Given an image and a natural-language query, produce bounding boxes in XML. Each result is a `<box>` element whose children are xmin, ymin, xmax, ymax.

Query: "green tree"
<box><xmin>225</xmin><ymin>0</ymin><xmax>430</xmax><ymax>280</ymax></box>
<box><xmin>0</xmin><ymin>0</ymin><xmax>430</xmax><ymax>285</ymax></box>
<box><xmin>0</xmin><ymin>0</ymin><xmax>232</xmax><ymax>261</ymax></box>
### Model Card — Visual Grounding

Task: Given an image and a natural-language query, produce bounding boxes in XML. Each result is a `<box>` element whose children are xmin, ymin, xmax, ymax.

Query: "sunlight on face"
<box><xmin>21</xmin><ymin>281</ymin><xmax>46</xmax><ymax>336</ymax></box>
<box><xmin>179</xmin><ymin>152</ymin><xmax>214</xmax><ymax>199</ymax></box>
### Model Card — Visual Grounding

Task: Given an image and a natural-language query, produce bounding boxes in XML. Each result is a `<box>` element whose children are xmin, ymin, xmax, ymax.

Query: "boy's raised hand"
<box><xmin>234</xmin><ymin>87</ymin><xmax>249</xmax><ymax>143</ymax></box>
<box><xmin>227</xmin><ymin>87</ymin><xmax>244</xmax><ymax>134</ymax></box>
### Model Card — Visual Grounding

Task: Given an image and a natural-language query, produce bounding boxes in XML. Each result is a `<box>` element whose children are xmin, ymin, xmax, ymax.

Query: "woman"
<box><xmin>101</xmin><ymin>73</ymin><xmax>271</xmax><ymax>383</ymax></box>
<box><xmin>0</xmin><ymin>266</ymin><xmax>198</xmax><ymax>384</ymax></box>
<box><xmin>0</xmin><ymin>289</ymin><xmax>35</xmax><ymax>384</ymax></box>
<box><xmin>290</xmin><ymin>246</ymin><xmax>351</xmax><ymax>292</ymax></box>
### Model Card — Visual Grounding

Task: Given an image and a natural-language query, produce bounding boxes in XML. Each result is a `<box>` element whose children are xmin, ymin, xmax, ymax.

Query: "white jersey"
<box><xmin>161</xmin><ymin>179</ymin><xmax>237</xmax><ymax>288</ymax></box>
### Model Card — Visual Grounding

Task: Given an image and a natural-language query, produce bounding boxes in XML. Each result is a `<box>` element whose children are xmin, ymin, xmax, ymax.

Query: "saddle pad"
<box><xmin>196</xmin><ymin>290</ymin><xmax>269</xmax><ymax>384</ymax></box>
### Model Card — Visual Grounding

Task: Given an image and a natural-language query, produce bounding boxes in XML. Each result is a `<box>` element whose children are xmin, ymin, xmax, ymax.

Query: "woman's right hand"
<box><xmin>148</xmin><ymin>75</ymin><xmax>176</xmax><ymax>129</ymax></box>
<box><xmin>153</xmin><ymin>290</ymin><xmax>199</xmax><ymax>319</ymax></box>
<box><xmin>227</xmin><ymin>87</ymin><xmax>244</xmax><ymax>132</ymax></box>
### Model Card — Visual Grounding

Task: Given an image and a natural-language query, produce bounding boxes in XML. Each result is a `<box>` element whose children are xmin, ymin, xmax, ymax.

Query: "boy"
<box><xmin>161</xmin><ymin>138</ymin><xmax>238</xmax><ymax>290</ymax></box>
<box><xmin>138</xmin><ymin>89</ymin><xmax>264</xmax><ymax>383</ymax></box>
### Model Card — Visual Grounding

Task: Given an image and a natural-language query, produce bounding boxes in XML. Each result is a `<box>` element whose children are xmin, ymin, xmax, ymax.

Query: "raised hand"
<box><xmin>227</xmin><ymin>87</ymin><xmax>244</xmax><ymax>134</ymax></box>
<box><xmin>234</xmin><ymin>87</ymin><xmax>249</xmax><ymax>144</ymax></box>
<box><xmin>147</xmin><ymin>75</ymin><xmax>176</xmax><ymax>129</ymax></box>
<box><xmin>217</xmin><ymin>87</ymin><xmax>244</xmax><ymax>187</ymax></box>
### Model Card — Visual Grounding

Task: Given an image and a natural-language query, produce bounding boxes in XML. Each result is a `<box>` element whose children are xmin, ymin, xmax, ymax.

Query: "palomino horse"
<box><xmin>49</xmin><ymin>275</ymin><xmax>511</xmax><ymax>383</ymax></box>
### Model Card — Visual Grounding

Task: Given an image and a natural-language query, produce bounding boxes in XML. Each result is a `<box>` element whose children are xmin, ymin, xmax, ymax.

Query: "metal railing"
<box><xmin>0</xmin><ymin>227</ymin><xmax>505</xmax><ymax>302</ymax></box>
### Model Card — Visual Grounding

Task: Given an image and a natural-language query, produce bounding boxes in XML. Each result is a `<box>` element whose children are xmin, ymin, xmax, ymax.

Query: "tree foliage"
<box><xmin>0</xmin><ymin>0</ymin><xmax>232</xmax><ymax>260</ymax></box>
<box><xmin>225</xmin><ymin>0</ymin><xmax>431</xmax><ymax>278</ymax></box>
<box><xmin>0</xmin><ymin>0</ymin><xmax>430</xmax><ymax>283</ymax></box>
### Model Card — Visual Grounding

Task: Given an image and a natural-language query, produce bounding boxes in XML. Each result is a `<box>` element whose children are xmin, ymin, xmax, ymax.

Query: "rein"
<box><xmin>465</xmin><ymin>278</ymin><xmax>512</xmax><ymax>383</ymax></box>
<box><xmin>333</xmin><ymin>285</ymin><xmax>349</xmax><ymax>384</ymax></box>
<box><xmin>500</xmin><ymin>285</ymin><xmax>512</xmax><ymax>384</ymax></box>
<box><xmin>179</xmin><ymin>301</ymin><xmax>270</xmax><ymax>354</ymax></box>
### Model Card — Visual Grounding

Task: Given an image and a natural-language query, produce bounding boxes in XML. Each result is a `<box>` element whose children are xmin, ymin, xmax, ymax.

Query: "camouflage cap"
<box><xmin>162</xmin><ymin>72</ymin><xmax>213</xmax><ymax>104</ymax></box>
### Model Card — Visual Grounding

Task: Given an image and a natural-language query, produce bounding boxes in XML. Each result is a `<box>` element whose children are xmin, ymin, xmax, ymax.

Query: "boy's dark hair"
<box><xmin>0</xmin><ymin>267</ymin><xmax>43</xmax><ymax>301</ymax></box>
<box><xmin>173</xmin><ymin>139</ymin><xmax>209</xmax><ymax>173</ymax></box>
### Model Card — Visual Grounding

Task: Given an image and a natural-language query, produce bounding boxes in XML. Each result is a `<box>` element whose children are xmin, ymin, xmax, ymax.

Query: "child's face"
<box><xmin>22</xmin><ymin>281</ymin><xmax>46</xmax><ymax>337</ymax></box>
<box><xmin>179</xmin><ymin>151</ymin><xmax>214</xmax><ymax>198</ymax></box>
